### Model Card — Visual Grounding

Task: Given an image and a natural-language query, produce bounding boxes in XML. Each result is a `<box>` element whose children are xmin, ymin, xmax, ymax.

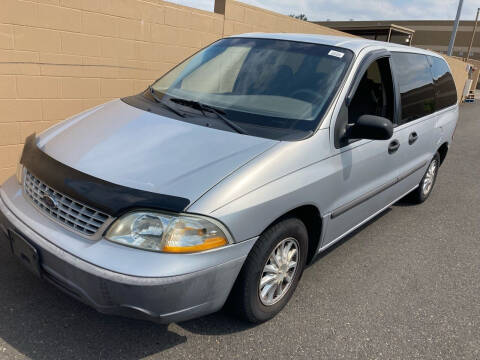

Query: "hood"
<box><xmin>38</xmin><ymin>100</ymin><xmax>277</xmax><ymax>203</ymax></box>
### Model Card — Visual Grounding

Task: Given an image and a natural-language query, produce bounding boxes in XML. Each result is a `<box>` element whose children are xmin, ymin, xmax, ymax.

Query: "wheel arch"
<box><xmin>266</xmin><ymin>204</ymin><xmax>323</xmax><ymax>264</ymax></box>
<box><xmin>437</xmin><ymin>142</ymin><xmax>449</xmax><ymax>165</ymax></box>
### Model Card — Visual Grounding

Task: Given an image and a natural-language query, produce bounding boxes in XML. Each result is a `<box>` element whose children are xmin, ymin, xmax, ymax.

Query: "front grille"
<box><xmin>23</xmin><ymin>169</ymin><xmax>111</xmax><ymax>237</ymax></box>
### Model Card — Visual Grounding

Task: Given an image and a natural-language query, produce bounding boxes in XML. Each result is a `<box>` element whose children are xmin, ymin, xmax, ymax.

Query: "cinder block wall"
<box><xmin>444</xmin><ymin>55</ymin><xmax>470</xmax><ymax>102</ymax></box>
<box><xmin>0</xmin><ymin>0</ymin><xmax>224</xmax><ymax>182</ymax></box>
<box><xmin>0</xmin><ymin>0</ymin><xmax>353</xmax><ymax>183</ymax></box>
<box><xmin>0</xmin><ymin>0</ymin><xmax>470</xmax><ymax>183</ymax></box>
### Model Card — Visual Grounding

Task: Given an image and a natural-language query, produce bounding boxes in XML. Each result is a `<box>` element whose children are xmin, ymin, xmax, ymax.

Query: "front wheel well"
<box><xmin>270</xmin><ymin>205</ymin><xmax>322</xmax><ymax>264</ymax></box>
<box><xmin>437</xmin><ymin>142</ymin><xmax>449</xmax><ymax>165</ymax></box>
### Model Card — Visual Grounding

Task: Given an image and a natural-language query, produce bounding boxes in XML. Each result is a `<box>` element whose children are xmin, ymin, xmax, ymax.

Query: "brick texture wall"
<box><xmin>0</xmin><ymin>0</ymin><xmax>470</xmax><ymax>183</ymax></box>
<box><xmin>0</xmin><ymin>0</ymin><xmax>355</xmax><ymax>183</ymax></box>
<box><xmin>0</xmin><ymin>0</ymin><xmax>225</xmax><ymax>183</ymax></box>
<box><xmin>444</xmin><ymin>55</ymin><xmax>470</xmax><ymax>102</ymax></box>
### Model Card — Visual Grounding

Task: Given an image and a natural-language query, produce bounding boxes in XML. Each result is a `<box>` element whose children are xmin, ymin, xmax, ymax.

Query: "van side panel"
<box><xmin>189</xmin><ymin>130</ymin><xmax>333</xmax><ymax>244</ymax></box>
<box><xmin>189</xmin><ymin>49</ymin><xmax>459</xmax><ymax>251</ymax></box>
<box><xmin>435</xmin><ymin>106</ymin><xmax>458</xmax><ymax>145</ymax></box>
<box><xmin>393</xmin><ymin>115</ymin><xmax>437</xmax><ymax>195</ymax></box>
<box><xmin>390</xmin><ymin>52</ymin><xmax>455</xmax><ymax>196</ymax></box>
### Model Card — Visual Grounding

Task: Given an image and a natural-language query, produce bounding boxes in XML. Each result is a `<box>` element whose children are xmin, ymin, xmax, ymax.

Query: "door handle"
<box><xmin>388</xmin><ymin>139</ymin><xmax>400</xmax><ymax>154</ymax></box>
<box><xmin>408</xmin><ymin>132</ymin><xmax>418</xmax><ymax>145</ymax></box>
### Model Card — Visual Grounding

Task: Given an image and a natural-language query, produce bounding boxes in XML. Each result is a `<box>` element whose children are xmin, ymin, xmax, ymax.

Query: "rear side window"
<box><xmin>429</xmin><ymin>56</ymin><xmax>457</xmax><ymax>110</ymax></box>
<box><xmin>391</xmin><ymin>52</ymin><xmax>435</xmax><ymax>124</ymax></box>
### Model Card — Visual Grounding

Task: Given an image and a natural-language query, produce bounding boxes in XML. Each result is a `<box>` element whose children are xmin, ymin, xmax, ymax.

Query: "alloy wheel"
<box><xmin>422</xmin><ymin>159</ymin><xmax>438</xmax><ymax>196</ymax></box>
<box><xmin>258</xmin><ymin>237</ymin><xmax>299</xmax><ymax>306</ymax></box>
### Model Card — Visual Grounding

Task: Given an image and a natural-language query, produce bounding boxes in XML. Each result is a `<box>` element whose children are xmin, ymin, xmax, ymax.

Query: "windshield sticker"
<box><xmin>328</xmin><ymin>50</ymin><xmax>345</xmax><ymax>58</ymax></box>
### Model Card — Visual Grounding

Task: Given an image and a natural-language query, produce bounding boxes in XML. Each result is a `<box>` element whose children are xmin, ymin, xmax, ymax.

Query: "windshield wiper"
<box><xmin>148</xmin><ymin>86</ymin><xmax>185</xmax><ymax>118</ymax></box>
<box><xmin>168</xmin><ymin>97</ymin><xmax>248</xmax><ymax>135</ymax></box>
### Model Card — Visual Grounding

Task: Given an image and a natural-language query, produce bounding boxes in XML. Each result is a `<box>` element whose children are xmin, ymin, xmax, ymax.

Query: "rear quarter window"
<box><xmin>429</xmin><ymin>56</ymin><xmax>457</xmax><ymax>110</ymax></box>
<box><xmin>391</xmin><ymin>52</ymin><xmax>436</xmax><ymax>124</ymax></box>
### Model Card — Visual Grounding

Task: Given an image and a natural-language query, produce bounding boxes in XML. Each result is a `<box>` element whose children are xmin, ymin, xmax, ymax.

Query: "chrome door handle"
<box><xmin>388</xmin><ymin>139</ymin><xmax>400</xmax><ymax>154</ymax></box>
<box><xmin>409</xmin><ymin>132</ymin><xmax>418</xmax><ymax>145</ymax></box>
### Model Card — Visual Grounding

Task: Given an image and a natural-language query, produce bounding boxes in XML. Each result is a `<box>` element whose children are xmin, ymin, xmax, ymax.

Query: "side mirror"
<box><xmin>348</xmin><ymin>115</ymin><xmax>393</xmax><ymax>141</ymax></box>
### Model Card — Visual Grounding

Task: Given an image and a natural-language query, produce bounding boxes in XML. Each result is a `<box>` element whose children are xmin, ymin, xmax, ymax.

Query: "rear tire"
<box><xmin>228</xmin><ymin>218</ymin><xmax>308</xmax><ymax>323</ymax></box>
<box><xmin>406</xmin><ymin>152</ymin><xmax>440</xmax><ymax>204</ymax></box>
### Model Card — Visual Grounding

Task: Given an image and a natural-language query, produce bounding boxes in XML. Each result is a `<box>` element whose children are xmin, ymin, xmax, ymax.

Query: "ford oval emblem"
<box><xmin>41</xmin><ymin>194</ymin><xmax>58</xmax><ymax>210</ymax></box>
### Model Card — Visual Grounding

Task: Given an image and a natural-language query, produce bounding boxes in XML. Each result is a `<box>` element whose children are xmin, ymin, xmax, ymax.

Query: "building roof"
<box><xmin>321</xmin><ymin>23</ymin><xmax>415</xmax><ymax>35</ymax></box>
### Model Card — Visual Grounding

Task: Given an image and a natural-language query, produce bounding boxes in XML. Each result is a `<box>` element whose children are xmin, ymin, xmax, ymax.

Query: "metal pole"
<box><xmin>466</xmin><ymin>8</ymin><xmax>480</xmax><ymax>63</ymax></box>
<box><xmin>448</xmin><ymin>0</ymin><xmax>464</xmax><ymax>56</ymax></box>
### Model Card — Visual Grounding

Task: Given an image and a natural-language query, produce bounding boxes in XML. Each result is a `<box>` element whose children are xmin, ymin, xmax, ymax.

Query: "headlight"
<box><xmin>105</xmin><ymin>211</ymin><xmax>231</xmax><ymax>253</ymax></box>
<box><xmin>16</xmin><ymin>163</ymin><xmax>24</xmax><ymax>185</ymax></box>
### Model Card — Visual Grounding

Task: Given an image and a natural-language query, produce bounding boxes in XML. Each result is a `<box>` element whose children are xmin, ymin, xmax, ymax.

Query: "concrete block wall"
<box><xmin>443</xmin><ymin>55</ymin><xmax>470</xmax><ymax>102</ymax></box>
<box><xmin>0</xmin><ymin>0</ymin><xmax>471</xmax><ymax>183</ymax></box>
<box><xmin>0</xmin><ymin>0</ymin><xmax>224</xmax><ymax>183</ymax></box>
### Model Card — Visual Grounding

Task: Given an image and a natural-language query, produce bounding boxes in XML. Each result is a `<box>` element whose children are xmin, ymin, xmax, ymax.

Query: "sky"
<box><xmin>165</xmin><ymin>0</ymin><xmax>480</xmax><ymax>21</ymax></box>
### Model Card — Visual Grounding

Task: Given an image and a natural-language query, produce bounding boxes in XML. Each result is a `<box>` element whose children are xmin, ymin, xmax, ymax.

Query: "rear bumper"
<box><xmin>0</xmin><ymin>180</ymin><xmax>255</xmax><ymax>324</ymax></box>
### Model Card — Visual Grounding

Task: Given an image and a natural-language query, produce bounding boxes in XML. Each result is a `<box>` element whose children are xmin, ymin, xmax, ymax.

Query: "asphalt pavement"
<box><xmin>0</xmin><ymin>103</ymin><xmax>479</xmax><ymax>359</ymax></box>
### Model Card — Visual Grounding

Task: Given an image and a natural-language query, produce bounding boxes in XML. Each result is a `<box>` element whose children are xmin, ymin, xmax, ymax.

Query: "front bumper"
<box><xmin>0</xmin><ymin>178</ymin><xmax>256</xmax><ymax>324</ymax></box>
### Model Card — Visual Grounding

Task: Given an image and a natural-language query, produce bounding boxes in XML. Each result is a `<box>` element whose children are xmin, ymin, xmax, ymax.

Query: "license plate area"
<box><xmin>9</xmin><ymin>230</ymin><xmax>42</xmax><ymax>278</ymax></box>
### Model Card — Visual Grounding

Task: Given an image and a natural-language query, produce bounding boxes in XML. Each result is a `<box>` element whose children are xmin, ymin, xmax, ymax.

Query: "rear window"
<box><xmin>391</xmin><ymin>52</ymin><xmax>436</xmax><ymax>124</ymax></box>
<box><xmin>429</xmin><ymin>56</ymin><xmax>457</xmax><ymax>110</ymax></box>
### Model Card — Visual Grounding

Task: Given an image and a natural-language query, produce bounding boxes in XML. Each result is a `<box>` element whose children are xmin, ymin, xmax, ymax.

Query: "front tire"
<box><xmin>406</xmin><ymin>152</ymin><xmax>440</xmax><ymax>204</ymax></box>
<box><xmin>229</xmin><ymin>218</ymin><xmax>308</xmax><ymax>323</ymax></box>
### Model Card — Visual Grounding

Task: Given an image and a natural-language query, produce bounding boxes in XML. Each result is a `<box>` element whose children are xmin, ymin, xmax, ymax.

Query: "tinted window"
<box><xmin>429</xmin><ymin>56</ymin><xmax>457</xmax><ymax>110</ymax></box>
<box><xmin>391</xmin><ymin>53</ymin><xmax>435</xmax><ymax>124</ymax></box>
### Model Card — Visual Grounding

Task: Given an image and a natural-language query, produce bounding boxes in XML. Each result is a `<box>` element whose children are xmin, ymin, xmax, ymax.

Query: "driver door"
<box><xmin>321</xmin><ymin>52</ymin><xmax>405</xmax><ymax>247</ymax></box>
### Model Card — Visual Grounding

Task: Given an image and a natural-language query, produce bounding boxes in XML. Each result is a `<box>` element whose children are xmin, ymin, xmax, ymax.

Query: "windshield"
<box><xmin>150</xmin><ymin>37</ymin><xmax>353</xmax><ymax>140</ymax></box>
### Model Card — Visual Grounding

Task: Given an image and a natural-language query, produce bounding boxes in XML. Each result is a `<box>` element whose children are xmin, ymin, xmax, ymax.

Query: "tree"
<box><xmin>289</xmin><ymin>14</ymin><xmax>308</xmax><ymax>21</ymax></box>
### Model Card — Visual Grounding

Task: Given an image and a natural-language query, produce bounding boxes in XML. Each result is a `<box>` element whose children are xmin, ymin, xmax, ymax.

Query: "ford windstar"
<box><xmin>0</xmin><ymin>34</ymin><xmax>458</xmax><ymax>323</ymax></box>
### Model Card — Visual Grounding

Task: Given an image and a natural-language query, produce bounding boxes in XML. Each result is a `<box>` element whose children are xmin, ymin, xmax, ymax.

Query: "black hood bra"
<box><xmin>20</xmin><ymin>134</ymin><xmax>190</xmax><ymax>217</ymax></box>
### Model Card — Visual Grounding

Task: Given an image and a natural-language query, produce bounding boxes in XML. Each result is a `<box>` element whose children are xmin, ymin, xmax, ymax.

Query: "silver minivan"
<box><xmin>0</xmin><ymin>34</ymin><xmax>458</xmax><ymax>324</ymax></box>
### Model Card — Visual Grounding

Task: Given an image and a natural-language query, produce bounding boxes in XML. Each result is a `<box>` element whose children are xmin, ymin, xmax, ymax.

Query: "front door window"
<box><xmin>348</xmin><ymin>58</ymin><xmax>395</xmax><ymax>126</ymax></box>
